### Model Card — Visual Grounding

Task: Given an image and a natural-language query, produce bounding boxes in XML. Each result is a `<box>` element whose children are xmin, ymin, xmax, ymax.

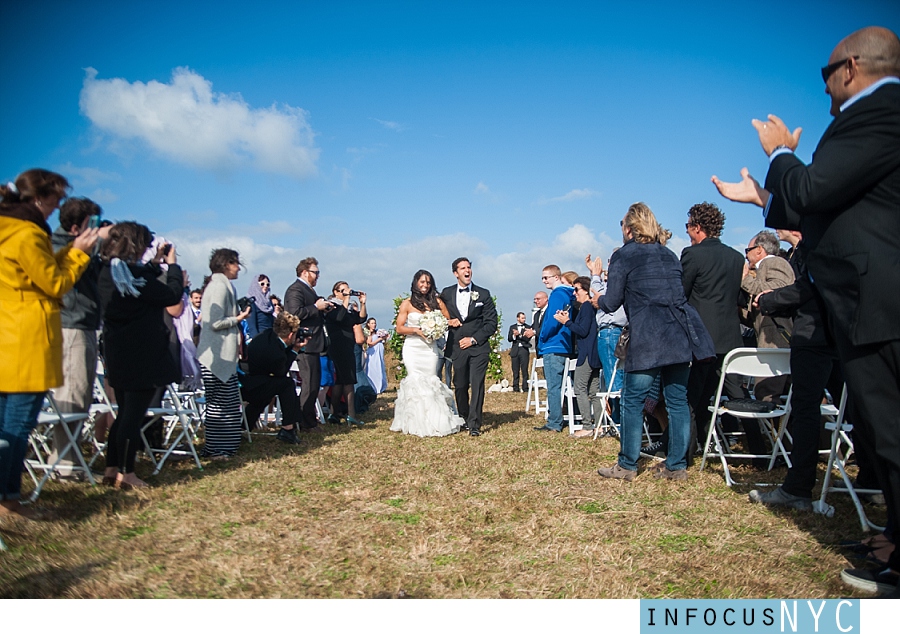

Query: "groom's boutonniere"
<box><xmin>470</xmin><ymin>291</ymin><xmax>479</xmax><ymax>302</ymax></box>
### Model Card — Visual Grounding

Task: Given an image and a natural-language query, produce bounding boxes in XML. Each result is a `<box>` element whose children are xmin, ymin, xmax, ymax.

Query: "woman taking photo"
<box><xmin>196</xmin><ymin>248</ymin><xmax>251</xmax><ymax>459</ymax></box>
<box><xmin>0</xmin><ymin>169</ymin><xmax>97</xmax><ymax>516</ymax></box>
<box><xmin>324</xmin><ymin>281</ymin><xmax>366</xmax><ymax>426</ymax></box>
<box><xmin>97</xmin><ymin>223</ymin><xmax>183</xmax><ymax>489</ymax></box>
<box><xmin>595</xmin><ymin>203</ymin><xmax>714</xmax><ymax>482</ymax></box>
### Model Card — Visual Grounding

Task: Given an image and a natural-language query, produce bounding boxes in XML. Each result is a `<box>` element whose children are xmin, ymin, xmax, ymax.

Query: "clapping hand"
<box><xmin>711</xmin><ymin>167</ymin><xmax>770</xmax><ymax>208</ymax></box>
<box><xmin>553</xmin><ymin>309</ymin><xmax>570</xmax><ymax>325</ymax></box>
<box><xmin>585</xmin><ymin>254</ymin><xmax>604</xmax><ymax>277</ymax></box>
<box><xmin>751</xmin><ymin>114</ymin><xmax>801</xmax><ymax>156</ymax></box>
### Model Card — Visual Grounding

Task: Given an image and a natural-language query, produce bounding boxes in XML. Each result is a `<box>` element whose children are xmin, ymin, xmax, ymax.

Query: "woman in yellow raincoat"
<box><xmin>0</xmin><ymin>169</ymin><xmax>98</xmax><ymax>519</ymax></box>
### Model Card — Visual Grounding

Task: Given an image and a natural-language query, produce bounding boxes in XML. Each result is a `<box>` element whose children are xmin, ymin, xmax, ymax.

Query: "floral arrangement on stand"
<box><xmin>388</xmin><ymin>294</ymin><xmax>409</xmax><ymax>380</ymax></box>
<box><xmin>487</xmin><ymin>296</ymin><xmax>504</xmax><ymax>385</ymax></box>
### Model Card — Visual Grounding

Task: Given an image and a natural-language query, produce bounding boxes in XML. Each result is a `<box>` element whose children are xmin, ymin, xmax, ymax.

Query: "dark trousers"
<box><xmin>687</xmin><ymin>353</ymin><xmax>767</xmax><ymax>462</ymax></box>
<box><xmin>241</xmin><ymin>377</ymin><xmax>301</xmax><ymax>429</ymax></box>
<box><xmin>295</xmin><ymin>353</ymin><xmax>321</xmax><ymax>429</ymax></box>
<box><xmin>452</xmin><ymin>350</ymin><xmax>489</xmax><ymax>431</ymax></box>
<box><xmin>108</xmin><ymin>388</ymin><xmax>157</xmax><ymax>474</ymax></box>
<box><xmin>781</xmin><ymin>345</ymin><xmax>843</xmax><ymax>498</ymax></box>
<box><xmin>833</xmin><ymin>333</ymin><xmax>900</xmax><ymax>570</ymax></box>
<box><xmin>510</xmin><ymin>346</ymin><xmax>529</xmax><ymax>391</ymax></box>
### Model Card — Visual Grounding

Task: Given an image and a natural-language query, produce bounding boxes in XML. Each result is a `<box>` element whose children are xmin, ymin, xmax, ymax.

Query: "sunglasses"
<box><xmin>745</xmin><ymin>245</ymin><xmax>761</xmax><ymax>254</ymax></box>
<box><xmin>821</xmin><ymin>56</ymin><xmax>858</xmax><ymax>83</ymax></box>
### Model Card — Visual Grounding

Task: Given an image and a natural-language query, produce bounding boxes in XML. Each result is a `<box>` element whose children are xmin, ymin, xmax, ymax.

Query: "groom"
<box><xmin>440</xmin><ymin>257</ymin><xmax>498</xmax><ymax>437</ymax></box>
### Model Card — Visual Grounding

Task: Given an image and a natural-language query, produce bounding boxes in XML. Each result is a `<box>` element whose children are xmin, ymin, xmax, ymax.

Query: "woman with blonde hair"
<box><xmin>595</xmin><ymin>202</ymin><xmax>713</xmax><ymax>482</ymax></box>
<box><xmin>0</xmin><ymin>169</ymin><xmax>98</xmax><ymax>516</ymax></box>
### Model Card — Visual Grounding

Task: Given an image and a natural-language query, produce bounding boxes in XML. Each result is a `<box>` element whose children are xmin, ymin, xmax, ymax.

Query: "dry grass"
<box><xmin>0</xmin><ymin>352</ymin><xmax>885</xmax><ymax>598</ymax></box>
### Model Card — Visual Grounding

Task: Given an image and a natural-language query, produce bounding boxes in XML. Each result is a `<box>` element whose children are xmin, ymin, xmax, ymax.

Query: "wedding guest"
<box><xmin>196</xmin><ymin>248</ymin><xmax>252</xmax><ymax>460</ymax></box>
<box><xmin>189</xmin><ymin>288</ymin><xmax>203</xmax><ymax>346</ymax></box>
<box><xmin>171</xmin><ymin>274</ymin><xmax>202</xmax><ymax>391</ymax></box>
<box><xmin>1</xmin><ymin>170</ymin><xmax>97</xmax><ymax>518</ymax></box>
<box><xmin>533</xmin><ymin>265</ymin><xmax>575</xmax><ymax>433</ymax></box>
<box><xmin>507</xmin><ymin>312</ymin><xmax>531</xmax><ymax>392</ymax></box>
<box><xmin>284</xmin><ymin>257</ymin><xmax>333</xmax><ymax>433</ymax></box>
<box><xmin>365</xmin><ymin>317</ymin><xmax>389</xmax><ymax>394</ymax></box>
<box><xmin>595</xmin><ymin>203</ymin><xmax>714</xmax><ymax>481</ymax></box>
<box><xmin>554</xmin><ymin>277</ymin><xmax>602</xmax><ymax>432</ymax></box>
<box><xmin>246</xmin><ymin>274</ymin><xmax>275</xmax><ymax>339</ymax></box>
<box><xmin>324</xmin><ymin>281</ymin><xmax>367</xmax><ymax>426</ymax></box>
<box><xmin>48</xmin><ymin>197</ymin><xmax>108</xmax><ymax>479</ymax></box>
<box><xmin>270</xmin><ymin>294</ymin><xmax>283</xmax><ymax>317</ymax></box>
<box><xmin>586</xmin><ymin>253</ymin><xmax>628</xmax><ymax>426</ymax></box>
<box><xmin>97</xmin><ymin>222</ymin><xmax>183</xmax><ymax>489</ymax></box>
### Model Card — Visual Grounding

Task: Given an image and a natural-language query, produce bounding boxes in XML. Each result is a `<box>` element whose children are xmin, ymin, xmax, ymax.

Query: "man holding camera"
<box><xmin>284</xmin><ymin>257</ymin><xmax>333</xmax><ymax>433</ymax></box>
<box><xmin>241</xmin><ymin>312</ymin><xmax>309</xmax><ymax>444</ymax></box>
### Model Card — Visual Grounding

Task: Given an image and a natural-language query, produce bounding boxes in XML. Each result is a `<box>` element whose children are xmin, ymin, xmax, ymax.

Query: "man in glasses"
<box><xmin>533</xmin><ymin>265</ymin><xmax>574</xmax><ymax>433</ymax></box>
<box><xmin>712</xmin><ymin>26</ymin><xmax>900</xmax><ymax>598</ymax></box>
<box><xmin>284</xmin><ymin>256</ymin><xmax>334</xmax><ymax>438</ymax></box>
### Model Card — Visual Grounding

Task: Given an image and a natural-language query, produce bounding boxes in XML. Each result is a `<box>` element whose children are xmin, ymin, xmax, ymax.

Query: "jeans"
<box><xmin>0</xmin><ymin>392</ymin><xmax>47</xmax><ymax>500</ymax></box>
<box><xmin>619</xmin><ymin>363</ymin><xmax>691</xmax><ymax>472</ymax></box>
<box><xmin>543</xmin><ymin>353</ymin><xmax>568</xmax><ymax>431</ymax></box>
<box><xmin>597</xmin><ymin>326</ymin><xmax>625</xmax><ymax>423</ymax></box>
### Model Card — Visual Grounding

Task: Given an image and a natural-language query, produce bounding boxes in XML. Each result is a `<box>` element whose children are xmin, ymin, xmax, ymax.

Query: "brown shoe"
<box><xmin>0</xmin><ymin>500</ymin><xmax>47</xmax><ymax>521</ymax></box>
<box><xmin>652</xmin><ymin>462</ymin><xmax>688</xmax><ymax>481</ymax></box>
<box><xmin>597</xmin><ymin>463</ymin><xmax>636</xmax><ymax>482</ymax></box>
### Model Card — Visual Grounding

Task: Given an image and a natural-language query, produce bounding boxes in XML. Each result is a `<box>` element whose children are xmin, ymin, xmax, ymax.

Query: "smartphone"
<box><xmin>88</xmin><ymin>215</ymin><xmax>101</xmax><ymax>229</ymax></box>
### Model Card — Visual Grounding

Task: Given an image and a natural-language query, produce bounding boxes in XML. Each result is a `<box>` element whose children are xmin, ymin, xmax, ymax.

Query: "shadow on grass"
<box><xmin>0</xmin><ymin>561</ymin><xmax>107</xmax><ymax>598</ymax></box>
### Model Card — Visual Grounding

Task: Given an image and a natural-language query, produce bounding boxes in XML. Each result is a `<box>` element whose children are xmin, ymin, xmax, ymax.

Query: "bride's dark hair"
<box><xmin>410</xmin><ymin>270</ymin><xmax>439</xmax><ymax>312</ymax></box>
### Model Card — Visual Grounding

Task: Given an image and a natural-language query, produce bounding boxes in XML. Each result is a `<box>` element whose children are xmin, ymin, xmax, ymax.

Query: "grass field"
<box><xmin>0</xmin><ymin>354</ymin><xmax>885</xmax><ymax>599</ymax></box>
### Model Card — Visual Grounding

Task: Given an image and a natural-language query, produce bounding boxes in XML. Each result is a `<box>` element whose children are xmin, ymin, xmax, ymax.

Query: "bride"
<box><xmin>390</xmin><ymin>270</ymin><xmax>464</xmax><ymax>437</ymax></box>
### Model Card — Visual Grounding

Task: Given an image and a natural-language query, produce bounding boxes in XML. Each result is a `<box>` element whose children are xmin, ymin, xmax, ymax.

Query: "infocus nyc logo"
<box><xmin>640</xmin><ymin>599</ymin><xmax>859</xmax><ymax>633</ymax></box>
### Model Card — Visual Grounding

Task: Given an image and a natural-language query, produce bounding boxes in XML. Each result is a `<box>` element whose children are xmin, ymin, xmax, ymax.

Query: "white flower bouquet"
<box><xmin>419</xmin><ymin>310</ymin><xmax>448</xmax><ymax>343</ymax></box>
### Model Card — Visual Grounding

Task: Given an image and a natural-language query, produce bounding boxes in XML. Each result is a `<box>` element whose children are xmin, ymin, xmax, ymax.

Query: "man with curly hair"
<box><xmin>678</xmin><ymin>202</ymin><xmax>753</xmax><ymax>463</ymax></box>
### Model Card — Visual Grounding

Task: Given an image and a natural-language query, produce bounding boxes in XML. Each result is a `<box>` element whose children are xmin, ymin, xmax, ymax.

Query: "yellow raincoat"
<box><xmin>0</xmin><ymin>216</ymin><xmax>91</xmax><ymax>392</ymax></box>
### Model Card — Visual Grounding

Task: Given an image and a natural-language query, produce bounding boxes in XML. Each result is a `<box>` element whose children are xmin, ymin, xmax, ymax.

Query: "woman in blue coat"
<box><xmin>595</xmin><ymin>203</ymin><xmax>714</xmax><ymax>481</ymax></box>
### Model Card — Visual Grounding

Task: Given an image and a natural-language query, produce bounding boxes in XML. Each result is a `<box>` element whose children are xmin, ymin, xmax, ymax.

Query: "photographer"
<box><xmin>241</xmin><ymin>313</ymin><xmax>309</xmax><ymax>445</ymax></box>
<box><xmin>324</xmin><ymin>281</ymin><xmax>367</xmax><ymax>426</ymax></box>
<box><xmin>196</xmin><ymin>248</ymin><xmax>252</xmax><ymax>460</ymax></box>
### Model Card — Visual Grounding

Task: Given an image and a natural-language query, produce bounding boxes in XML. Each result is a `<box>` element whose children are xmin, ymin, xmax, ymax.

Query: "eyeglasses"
<box><xmin>259</xmin><ymin>282</ymin><xmax>270</xmax><ymax>287</ymax></box>
<box><xmin>744</xmin><ymin>245</ymin><xmax>761</xmax><ymax>254</ymax></box>
<box><xmin>685</xmin><ymin>222</ymin><xmax>696</xmax><ymax>230</ymax></box>
<box><xmin>308</xmin><ymin>269</ymin><xmax>320</xmax><ymax>276</ymax></box>
<box><xmin>541</xmin><ymin>275</ymin><xmax>558</xmax><ymax>281</ymax></box>
<box><xmin>821</xmin><ymin>56</ymin><xmax>858</xmax><ymax>83</ymax></box>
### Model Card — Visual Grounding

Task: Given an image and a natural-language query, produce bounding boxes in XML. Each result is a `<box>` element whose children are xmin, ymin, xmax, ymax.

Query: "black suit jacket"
<box><xmin>680</xmin><ymin>237</ymin><xmax>744</xmax><ymax>354</ymax></box>
<box><xmin>508</xmin><ymin>323</ymin><xmax>531</xmax><ymax>351</ymax></box>
<box><xmin>765</xmin><ymin>82</ymin><xmax>900</xmax><ymax>346</ymax></box>
<box><xmin>439</xmin><ymin>283</ymin><xmax>498</xmax><ymax>358</ymax></box>
<box><xmin>284</xmin><ymin>279</ymin><xmax>327</xmax><ymax>354</ymax></box>
<box><xmin>757</xmin><ymin>245</ymin><xmax>832</xmax><ymax>348</ymax></box>
<box><xmin>241</xmin><ymin>328</ymin><xmax>298</xmax><ymax>391</ymax></box>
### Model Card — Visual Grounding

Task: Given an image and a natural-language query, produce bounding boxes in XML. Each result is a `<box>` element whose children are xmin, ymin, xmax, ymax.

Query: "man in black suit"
<box><xmin>507</xmin><ymin>312</ymin><xmax>531</xmax><ymax>392</ymax></box>
<box><xmin>284</xmin><ymin>256</ymin><xmax>334</xmax><ymax>433</ymax></box>
<box><xmin>712</xmin><ymin>26</ymin><xmax>900</xmax><ymax>596</ymax></box>
<box><xmin>241</xmin><ymin>313</ymin><xmax>308</xmax><ymax>445</ymax></box>
<box><xmin>440</xmin><ymin>257</ymin><xmax>498</xmax><ymax>436</ymax></box>
<box><xmin>680</xmin><ymin>202</ymin><xmax>757</xmax><ymax>461</ymax></box>
<box><xmin>526</xmin><ymin>291</ymin><xmax>548</xmax><ymax>357</ymax></box>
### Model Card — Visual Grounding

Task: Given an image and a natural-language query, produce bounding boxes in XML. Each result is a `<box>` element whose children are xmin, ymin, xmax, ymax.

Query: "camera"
<box><xmin>349</xmin><ymin>290</ymin><xmax>362</xmax><ymax>297</ymax></box>
<box><xmin>236</xmin><ymin>296</ymin><xmax>256</xmax><ymax>312</ymax></box>
<box><xmin>296</xmin><ymin>327</ymin><xmax>314</xmax><ymax>338</ymax></box>
<box><xmin>161</xmin><ymin>243</ymin><xmax>172</xmax><ymax>257</ymax></box>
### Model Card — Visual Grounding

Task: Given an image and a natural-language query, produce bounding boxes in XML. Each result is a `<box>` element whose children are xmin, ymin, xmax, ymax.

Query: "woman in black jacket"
<box><xmin>97</xmin><ymin>222</ymin><xmax>183</xmax><ymax>489</ymax></box>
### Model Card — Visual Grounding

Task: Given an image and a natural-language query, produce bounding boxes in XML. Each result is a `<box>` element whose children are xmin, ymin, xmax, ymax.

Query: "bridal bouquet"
<box><xmin>419</xmin><ymin>310</ymin><xmax>448</xmax><ymax>343</ymax></box>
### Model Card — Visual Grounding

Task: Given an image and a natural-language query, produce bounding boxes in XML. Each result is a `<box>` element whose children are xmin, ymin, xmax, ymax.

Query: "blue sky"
<box><xmin>2</xmin><ymin>1</ymin><xmax>898</xmax><ymax>333</ymax></box>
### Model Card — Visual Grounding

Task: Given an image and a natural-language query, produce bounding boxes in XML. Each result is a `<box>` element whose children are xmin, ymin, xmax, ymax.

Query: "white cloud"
<box><xmin>86</xmin><ymin>188</ymin><xmax>119</xmax><ymax>204</ymax></box>
<box><xmin>474</xmin><ymin>182</ymin><xmax>490</xmax><ymax>195</ymax></box>
<box><xmin>537</xmin><ymin>188</ymin><xmax>601</xmax><ymax>205</ymax></box>
<box><xmin>57</xmin><ymin>162</ymin><xmax>121</xmax><ymax>188</ymax></box>
<box><xmin>79</xmin><ymin>67</ymin><xmax>319</xmax><ymax>179</ymax></box>
<box><xmin>372</xmin><ymin>118</ymin><xmax>406</xmax><ymax>132</ymax></box>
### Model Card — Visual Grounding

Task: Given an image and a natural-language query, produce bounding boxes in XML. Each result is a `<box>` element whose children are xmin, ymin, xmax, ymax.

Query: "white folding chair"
<box><xmin>525</xmin><ymin>357</ymin><xmax>548</xmax><ymax>415</ymax></box>
<box><xmin>24</xmin><ymin>393</ymin><xmax>96</xmax><ymax>501</ymax></box>
<box><xmin>813</xmin><ymin>385</ymin><xmax>885</xmax><ymax>532</ymax></box>
<box><xmin>699</xmin><ymin>348</ymin><xmax>793</xmax><ymax>487</ymax></box>
<box><xmin>83</xmin><ymin>376</ymin><xmax>117</xmax><ymax>468</ymax></box>
<box><xmin>562</xmin><ymin>357</ymin><xmax>584</xmax><ymax>435</ymax></box>
<box><xmin>593</xmin><ymin>361</ymin><xmax>621</xmax><ymax>439</ymax></box>
<box><xmin>140</xmin><ymin>385</ymin><xmax>203</xmax><ymax>475</ymax></box>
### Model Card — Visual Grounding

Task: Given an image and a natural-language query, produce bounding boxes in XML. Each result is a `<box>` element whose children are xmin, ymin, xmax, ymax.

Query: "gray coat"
<box><xmin>196</xmin><ymin>273</ymin><xmax>241</xmax><ymax>382</ymax></box>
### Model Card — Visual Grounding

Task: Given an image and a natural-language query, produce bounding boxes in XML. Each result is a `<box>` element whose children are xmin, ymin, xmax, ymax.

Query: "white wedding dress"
<box><xmin>390</xmin><ymin>312</ymin><xmax>464</xmax><ymax>437</ymax></box>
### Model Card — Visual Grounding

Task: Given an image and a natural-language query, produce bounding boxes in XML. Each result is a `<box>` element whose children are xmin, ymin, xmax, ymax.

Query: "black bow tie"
<box><xmin>459</xmin><ymin>287</ymin><xmax>470</xmax><ymax>294</ymax></box>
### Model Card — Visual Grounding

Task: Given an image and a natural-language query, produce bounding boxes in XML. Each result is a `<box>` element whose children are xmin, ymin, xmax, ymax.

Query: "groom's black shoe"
<box><xmin>533</xmin><ymin>425</ymin><xmax>560</xmax><ymax>432</ymax></box>
<box><xmin>460</xmin><ymin>423</ymin><xmax>469</xmax><ymax>432</ymax></box>
<box><xmin>469</xmin><ymin>429</ymin><xmax>481</xmax><ymax>437</ymax></box>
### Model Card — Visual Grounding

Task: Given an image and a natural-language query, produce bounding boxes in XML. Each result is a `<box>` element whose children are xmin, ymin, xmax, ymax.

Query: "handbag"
<box><xmin>613</xmin><ymin>325</ymin><xmax>630</xmax><ymax>361</ymax></box>
<box><xmin>721</xmin><ymin>398</ymin><xmax>778</xmax><ymax>413</ymax></box>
